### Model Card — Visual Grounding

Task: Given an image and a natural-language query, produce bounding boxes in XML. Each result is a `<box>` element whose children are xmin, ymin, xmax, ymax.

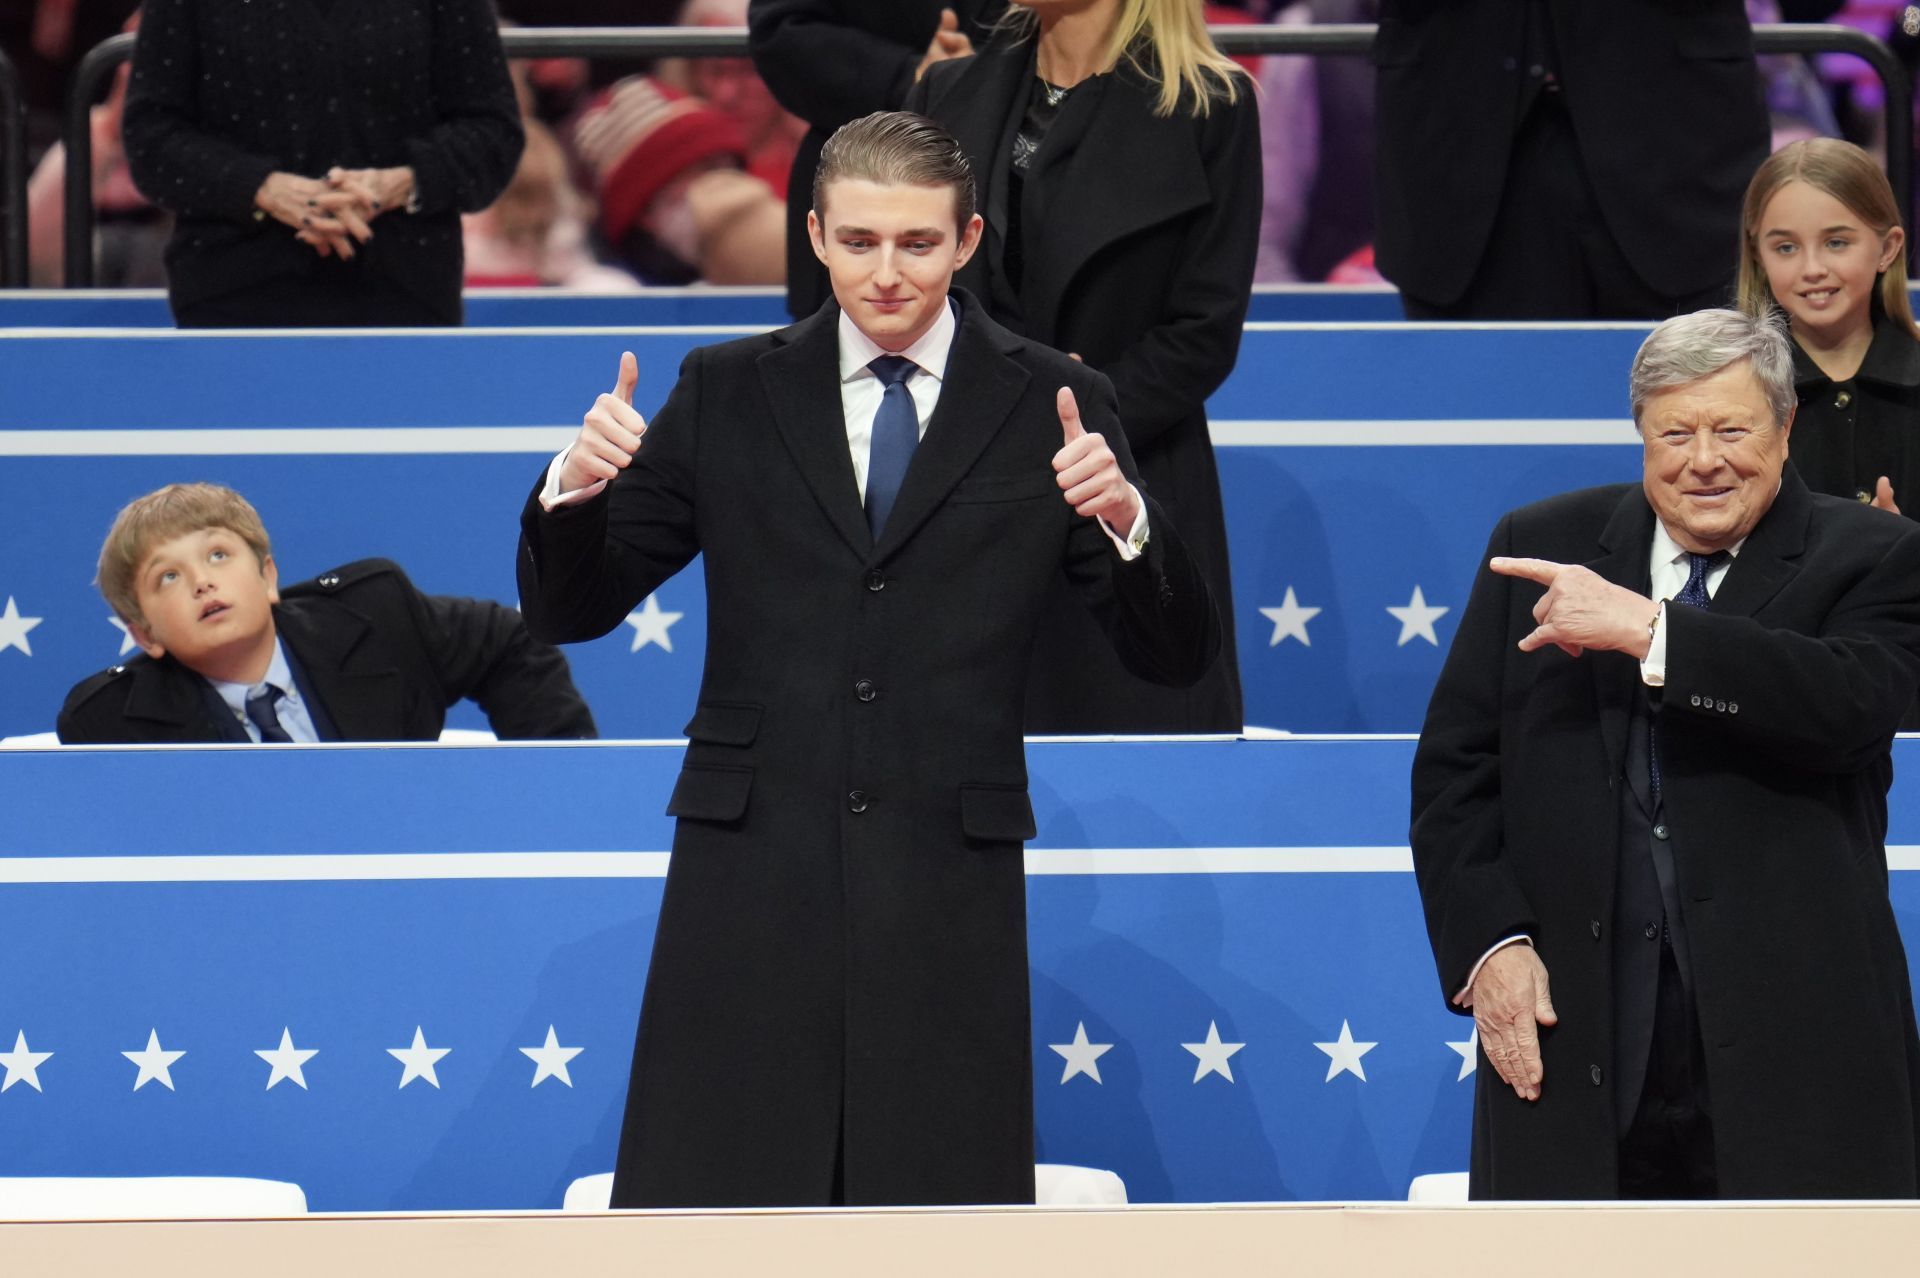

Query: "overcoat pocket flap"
<box><xmin>666</xmin><ymin>765</ymin><xmax>754</xmax><ymax>822</ymax></box>
<box><xmin>681</xmin><ymin>701</ymin><xmax>764</xmax><ymax>746</ymax></box>
<box><xmin>959</xmin><ymin>784</ymin><xmax>1038</xmax><ymax>842</ymax></box>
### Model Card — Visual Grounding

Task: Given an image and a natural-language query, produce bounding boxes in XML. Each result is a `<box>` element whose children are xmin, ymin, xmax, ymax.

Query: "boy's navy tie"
<box><xmin>245</xmin><ymin>684</ymin><xmax>295</xmax><ymax>744</ymax></box>
<box><xmin>864</xmin><ymin>355</ymin><xmax>919</xmax><ymax>539</ymax></box>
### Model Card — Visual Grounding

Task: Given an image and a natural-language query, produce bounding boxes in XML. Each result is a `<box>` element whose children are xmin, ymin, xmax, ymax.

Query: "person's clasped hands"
<box><xmin>254</xmin><ymin>165</ymin><xmax>417</xmax><ymax>260</ymax></box>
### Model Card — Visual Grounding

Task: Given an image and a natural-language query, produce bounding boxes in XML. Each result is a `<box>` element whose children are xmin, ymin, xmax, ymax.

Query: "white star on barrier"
<box><xmin>520</xmin><ymin>1025</ymin><xmax>583</xmax><ymax>1088</ymax></box>
<box><xmin>624</xmin><ymin>594</ymin><xmax>684</xmax><ymax>653</ymax></box>
<box><xmin>1049</xmin><ymin>1022</ymin><xmax>1113</xmax><ymax>1084</ymax></box>
<box><xmin>1387</xmin><ymin>585</ymin><xmax>1449</xmax><ymax>647</ymax></box>
<box><xmin>0</xmin><ymin>1031</ymin><xmax>53</xmax><ymax>1093</ymax></box>
<box><xmin>0</xmin><ymin>597</ymin><xmax>44</xmax><ymax>657</ymax></box>
<box><xmin>255</xmin><ymin>1028</ymin><xmax>318</xmax><ymax>1090</ymax></box>
<box><xmin>1447</xmin><ymin>1026</ymin><xmax>1478</xmax><ymax>1082</ymax></box>
<box><xmin>1182</xmin><ymin>1021</ymin><xmax>1245</xmax><ymax>1084</ymax></box>
<box><xmin>387</xmin><ymin>1026</ymin><xmax>452</xmax><ymax>1090</ymax></box>
<box><xmin>108</xmin><ymin>616</ymin><xmax>140</xmax><ymax>656</ymax></box>
<box><xmin>123</xmin><ymin>1029</ymin><xmax>186</xmax><ymax>1091</ymax></box>
<box><xmin>1315</xmin><ymin>1020</ymin><xmax>1378</xmax><ymax>1082</ymax></box>
<box><xmin>1258</xmin><ymin>587</ymin><xmax>1323</xmax><ymax>647</ymax></box>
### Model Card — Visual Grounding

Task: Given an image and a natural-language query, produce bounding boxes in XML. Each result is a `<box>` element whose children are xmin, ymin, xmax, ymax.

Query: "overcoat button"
<box><xmin>1690</xmin><ymin>694</ymin><xmax>1702</xmax><ymax>707</ymax></box>
<box><xmin>848</xmin><ymin>790</ymin><xmax>869</xmax><ymax>814</ymax></box>
<box><xmin>855</xmin><ymin>679</ymin><xmax>877</xmax><ymax>702</ymax></box>
<box><xmin>1590</xmin><ymin>1065</ymin><xmax>1603</xmax><ymax>1086</ymax></box>
<box><xmin>1715</xmin><ymin>700</ymin><xmax>1726</xmax><ymax>712</ymax></box>
<box><xmin>1644</xmin><ymin>923</ymin><xmax>1659</xmax><ymax>940</ymax></box>
<box><xmin>865</xmin><ymin>570</ymin><xmax>886</xmax><ymax>592</ymax></box>
<box><xmin>1728</xmin><ymin>703</ymin><xmax>1738</xmax><ymax>714</ymax></box>
<box><xmin>1590</xmin><ymin>920</ymin><xmax>1602</xmax><ymax>939</ymax></box>
<box><xmin>1653</xmin><ymin>823</ymin><xmax>1669</xmax><ymax>841</ymax></box>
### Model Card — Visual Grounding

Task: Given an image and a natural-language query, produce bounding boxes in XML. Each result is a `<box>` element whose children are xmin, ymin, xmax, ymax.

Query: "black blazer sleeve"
<box><xmin>1060</xmin><ymin>369</ymin><xmax>1221</xmax><ymax>688</ymax></box>
<box><xmin>123</xmin><ymin>0</ymin><xmax>281</xmax><ymax>220</ymax></box>
<box><xmin>365</xmin><ymin>560</ymin><xmax>596</xmax><ymax>739</ymax></box>
<box><xmin>747</xmin><ymin>0</ymin><xmax>930</xmax><ymax>127</ymax></box>
<box><xmin>518</xmin><ymin>351</ymin><xmax>705</xmax><ymax>646</ymax></box>
<box><xmin>404</xmin><ymin>0</ymin><xmax>524</xmax><ymax>216</ymax></box>
<box><xmin>1409</xmin><ymin>513</ymin><xmax>1541</xmax><ymax>1004</ymax></box>
<box><xmin>1097</xmin><ymin>84</ymin><xmax>1261</xmax><ymax>453</ymax></box>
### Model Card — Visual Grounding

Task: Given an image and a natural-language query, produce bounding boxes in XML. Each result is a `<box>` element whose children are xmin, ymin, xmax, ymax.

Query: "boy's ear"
<box><xmin>952</xmin><ymin>212</ymin><xmax>984</xmax><ymax>271</ymax></box>
<box><xmin>262</xmin><ymin>553</ymin><xmax>281</xmax><ymax>604</ymax></box>
<box><xmin>806</xmin><ymin>208</ymin><xmax>829</xmax><ymax>266</ymax></box>
<box><xmin>126</xmin><ymin>619</ymin><xmax>166</xmax><ymax>660</ymax></box>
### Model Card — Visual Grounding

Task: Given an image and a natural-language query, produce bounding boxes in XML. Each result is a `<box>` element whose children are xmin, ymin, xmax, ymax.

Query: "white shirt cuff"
<box><xmin>539</xmin><ymin>447</ymin><xmax>607</xmax><ymax>511</ymax></box>
<box><xmin>1456</xmin><ymin>934</ymin><xmax>1533</xmax><ymax>1002</ymax></box>
<box><xmin>1097</xmin><ymin>485</ymin><xmax>1150</xmax><ymax>561</ymax></box>
<box><xmin>1640</xmin><ymin>599</ymin><xmax>1669</xmax><ymax>687</ymax></box>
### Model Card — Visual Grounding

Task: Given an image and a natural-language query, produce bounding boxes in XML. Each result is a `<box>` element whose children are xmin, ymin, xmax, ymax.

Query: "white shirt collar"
<box><xmin>1651</xmin><ymin>520</ymin><xmax>1746</xmax><ymax>568</ymax></box>
<box><xmin>837</xmin><ymin>296</ymin><xmax>958</xmax><ymax>386</ymax></box>
<box><xmin>206</xmin><ymin>637</ymin><xmax>297</xmax><ymax>724</ymax></box>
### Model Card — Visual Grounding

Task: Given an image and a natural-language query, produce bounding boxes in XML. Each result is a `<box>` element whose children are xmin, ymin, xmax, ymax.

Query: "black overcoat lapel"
<box><xmin>1586</xmin><ymin>486</ymin><xmax>1659</xmax><ymax>778</ymax></box>
<box><xmin>871</xmin><ymin>295</ymin><xmax>1032</xmax><ymax>561</ymax></box>
<box><xmin>758</xmin><ymin>304</ymin><xmax>874</xmax><ymax>559</ymax></box>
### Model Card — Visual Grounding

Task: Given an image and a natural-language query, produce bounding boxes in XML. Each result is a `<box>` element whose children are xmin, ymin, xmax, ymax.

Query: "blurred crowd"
<box><xmin>3</xmin><ymin>0</ymin><xmax>1918</xmax><ymax>292</ymax></box>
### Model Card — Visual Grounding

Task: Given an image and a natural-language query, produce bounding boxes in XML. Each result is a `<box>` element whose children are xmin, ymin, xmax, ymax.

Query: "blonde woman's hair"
<box><xmin>1737</xmin><ymin>137</ymin><xmax>1917</xmax><ymax>338</ymax></box>
<box><xmin>97</xmin><ymin>483</ymin><xmax>273</xmax><ymax>627</ymax></box>
<box><xmin>1001</xmin><ymin>0</ymin><xmax>1244</xmax><ymax>117</ymax></box>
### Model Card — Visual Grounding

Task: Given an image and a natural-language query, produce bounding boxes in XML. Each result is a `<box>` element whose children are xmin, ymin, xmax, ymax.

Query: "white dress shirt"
<box><xmin>542</xmin><ymin>298</ymin><xmax>1149</xmax><ymax>557</ymax></box>
<box><xmin>204</xmin><ymin>638</ymin><xmax>319</xmax><ymax>743</ymax></box>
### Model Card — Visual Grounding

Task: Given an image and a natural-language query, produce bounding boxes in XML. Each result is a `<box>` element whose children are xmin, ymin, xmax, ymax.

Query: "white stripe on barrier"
<box><xmin>1209</xmin><ymin>419</ymin><xmax>1635</xmax><ymax>446</ymax></box>
<box><xmin>0</xmin><ymin>427</ymin><xmax>580</xmax><ymax>455</ymax></box>
<box><xmin>6</xmin><ymin>844</ymin><xmax>1919</xmax><ymax>881</ymax></box>
<box><xmin>0</xmin><ymin>420</ymin><xmax>1635</xmax><ymax>455</ymax></box>
<box><xmin>1</xmin><ymin>846</ymin><xmax>1409</xmax><ymax>882</ymax></box>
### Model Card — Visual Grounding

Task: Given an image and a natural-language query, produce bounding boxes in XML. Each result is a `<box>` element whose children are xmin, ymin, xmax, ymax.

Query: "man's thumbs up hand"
<box><xmin>559</xmin><ymin>350</ymin><xmax>648</xmax><ymax>494</ymax></box>
<box><xmin>1052</xmin><ymin>387</ymin><xmax>1141</xmax><ymax>532</ymax></box>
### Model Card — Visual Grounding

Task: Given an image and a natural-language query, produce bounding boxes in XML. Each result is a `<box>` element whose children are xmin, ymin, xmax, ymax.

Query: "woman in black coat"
<box><xmin>908</xmin><ymin>0</ymin><xmax>1259</xmax><ymax>733</ymax></box>
<box><xmin>122</xmin><ymin>0</ymin><xmax>522</xmax><ymax>327</ymax></box>
<box><xmin>748</xmin><ymin>0</ymin><xmax>1006</xmax><ymax>321</ymax></box>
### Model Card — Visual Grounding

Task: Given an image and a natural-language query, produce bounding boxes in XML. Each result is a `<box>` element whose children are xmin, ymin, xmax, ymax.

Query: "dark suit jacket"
<box><xmin>1373</xmin><ymin>0</ymin><xmax>1768</xmax><ymax>307</ymax></box>
<box><xmin>1411</xmin><ymin>475</ymin><xmax>1920</xmax><ymax>1197</ymax></box>
<box><xmin>909</xmin><ymin>39</ymin><xmax>1258</xmax><ymax>732</ymax></box>
<box><xmin>122</xmin><ymin>0</ymin><xmax>523</xmax><ymax>322</ymax></box>
<box><xmin>517</xmin><ymin>289</ymin><xmax>1219</xmax><ymax>1208</ymax></box>
<box><xmin>747</xmin><ymin>0</ymin><xmax>1005</xmax><ymax>320</ymax></box>
<box><xmin>58</xmin><ymin>558</ymin><xmax>595</xmax><ymax>742</ymax></box>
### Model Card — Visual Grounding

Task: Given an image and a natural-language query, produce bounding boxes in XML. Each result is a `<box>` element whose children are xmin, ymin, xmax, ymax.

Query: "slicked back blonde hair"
<box><xmin>1738</xmin><ymin>137</ymin><xmax>1918</xmax><ymax>338</ymax></box>
<box><xmin>1000</xmin><ymin>0</ymin><xmax>1244</xmax><ymax>117</ymax></box>
<box><xmin>98</xmin><ymin>483</ymin><xmax>273</xmax><ymax>627</ymax></box>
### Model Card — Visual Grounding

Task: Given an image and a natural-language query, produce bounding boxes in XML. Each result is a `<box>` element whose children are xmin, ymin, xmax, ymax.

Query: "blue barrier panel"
<box><xmin>4</xmin><ymin>737</ymin><xmax>1917</xmax><ymax>1207</ymax></box>
<box><xmin>0</xmin><ymin>285</ymin><xmax>1407</xmax><ymax>328</ymax></box>
<box><xmin>0</xmin><ymin>325</ymin><xmax>1651</xmax><ymax>739</ymax></box>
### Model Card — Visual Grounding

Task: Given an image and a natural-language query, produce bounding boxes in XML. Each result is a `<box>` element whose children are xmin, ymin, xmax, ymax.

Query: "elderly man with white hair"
<box><xmin>1412</xmin><ymin>307</ymin><xmax>1920</xmax><ymax>1200</ymax></box>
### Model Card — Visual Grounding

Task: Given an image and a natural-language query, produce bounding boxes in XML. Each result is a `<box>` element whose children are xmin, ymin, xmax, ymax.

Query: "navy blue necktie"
<box><xmin>245</xmin><ymin>684</ymin><xmax>295</xmax><ymax>743</ymax></box>
<box><xmin>1649</xmin><ymin>551</ymin><xmax>1725</xmax><ymax>810</ymax></box>
<box><xmin>864</xmin><ymin>355</ymin><xmax>919</xmax><ymax>539</ymax></box>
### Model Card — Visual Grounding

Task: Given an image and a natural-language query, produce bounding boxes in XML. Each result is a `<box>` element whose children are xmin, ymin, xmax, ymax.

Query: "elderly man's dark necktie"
<box><xmin>864</xmin><ymin>355</ymin><xmax>919</xmax><ymax>539</ymax></box>
<box><xmin>245</xmin><ymin>684</ymin><xmax>295</xmax><ymax>744</ymax></box>
<box><xmin>1648</xmin><ymin>551</ymin><xmax>1726</xmax><ymax>811</ymax></box>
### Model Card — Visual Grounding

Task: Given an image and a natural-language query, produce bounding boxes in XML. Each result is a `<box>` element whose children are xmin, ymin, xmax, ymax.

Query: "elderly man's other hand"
<box><xmin>1873</xmin><ymin>476</ymin><xmax>1902</xmax><ymax>516</ymax></box>
<box><xmin>1492</xmin><ymin>557</ymin><xmax>1660</xmax><ymax>660</ymax></box>
<box><xmin>1458</xmin><ymin>942</ymin><xmax>1557</xmax><ymax>1102</ymax></box>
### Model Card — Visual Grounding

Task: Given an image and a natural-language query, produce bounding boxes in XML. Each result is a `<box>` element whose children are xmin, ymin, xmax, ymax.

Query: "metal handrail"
<box><xmin>60</xmin><ymin>23</ymin><xmax>1916</xmax><ymax>288</ymax></box>
<box><xmin>0</xmin><ymin>42</ymin><xmax>26</xmax><ymax>287</ymax></box>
